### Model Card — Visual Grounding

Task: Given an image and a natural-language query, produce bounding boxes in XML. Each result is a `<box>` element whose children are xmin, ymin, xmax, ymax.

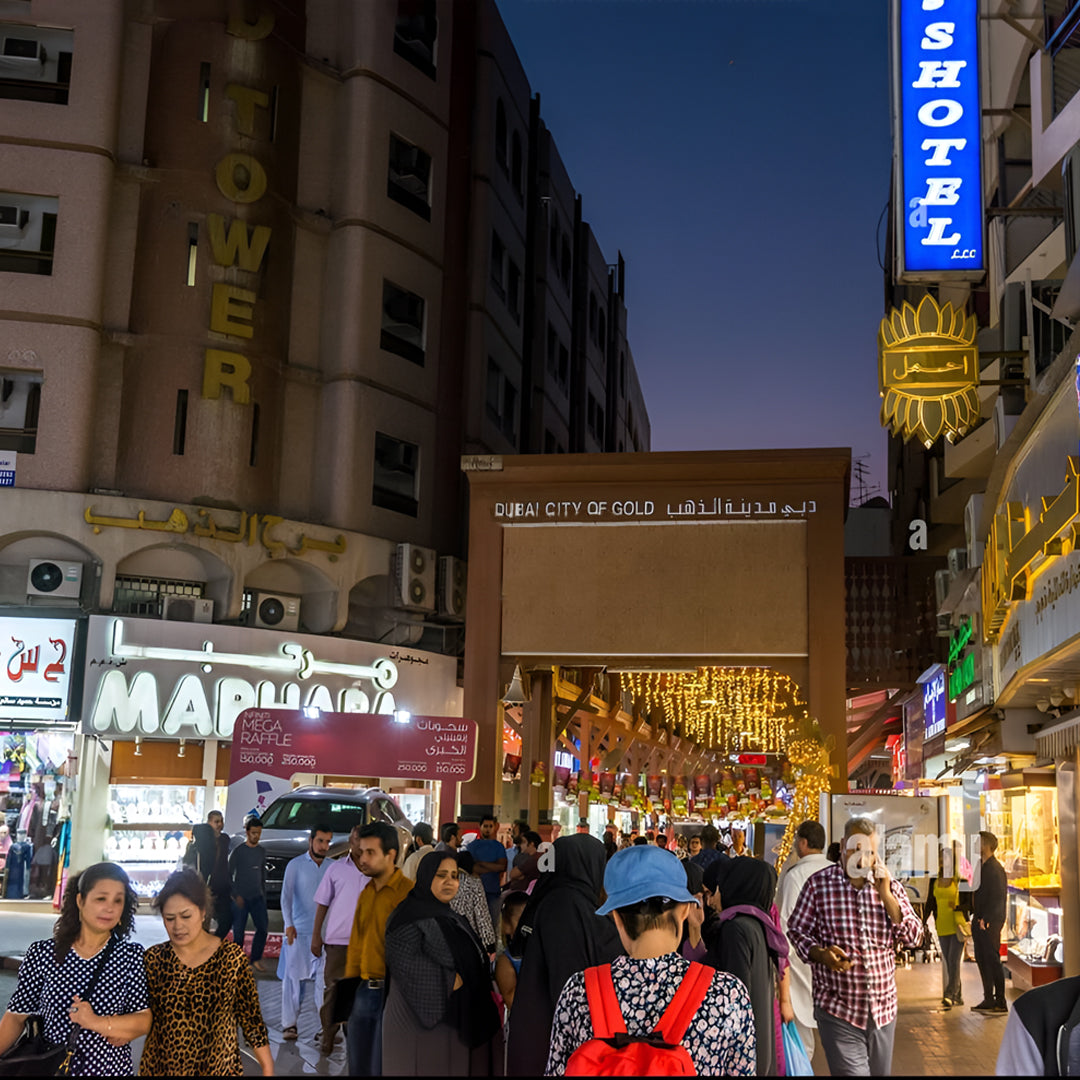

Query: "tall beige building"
<box><xmin>0</xmin><ymin>0</ymin><xmax>650</xmax><ymax>874</ymax></box>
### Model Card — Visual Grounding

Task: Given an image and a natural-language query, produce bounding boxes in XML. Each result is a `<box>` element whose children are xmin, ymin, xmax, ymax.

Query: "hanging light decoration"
<box><xmin>621</xmin><ymin>667</ymin><xmax>806</xmax><ymax>755</ymax></box>
<box><xmin>774</xmin><ymin>717</ymin><xmax>836</xmax><ymax>869</ymax></box>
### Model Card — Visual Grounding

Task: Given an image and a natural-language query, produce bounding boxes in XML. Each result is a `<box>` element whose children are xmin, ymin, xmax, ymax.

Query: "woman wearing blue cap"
<box><xmin>544</xmin><ymin>845</ymin><xmax>756</xmax><ymax>1076</ymax></box>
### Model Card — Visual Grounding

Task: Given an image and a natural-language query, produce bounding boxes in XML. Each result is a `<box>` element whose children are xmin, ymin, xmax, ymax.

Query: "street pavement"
<box><xmin>0</xmin><ymin>906</ymin><xmax>1016</xmax><ymax>1076</ymax></box>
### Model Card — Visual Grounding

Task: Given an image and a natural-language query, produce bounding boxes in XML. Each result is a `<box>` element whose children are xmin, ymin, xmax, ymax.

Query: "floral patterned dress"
<box><xmin>544</xmin><ymin>952</ymin><xmax>756</xmax><ymax>1076</ymax></box>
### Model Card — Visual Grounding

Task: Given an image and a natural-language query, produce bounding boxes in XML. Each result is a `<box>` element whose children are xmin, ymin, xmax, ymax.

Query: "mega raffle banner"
<box><xmin>226</xmin><ymin>709</ymin><xmax>477</xmax><ymax>830</ymax></box>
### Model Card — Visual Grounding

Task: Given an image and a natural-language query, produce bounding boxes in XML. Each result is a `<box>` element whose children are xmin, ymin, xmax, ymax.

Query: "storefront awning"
<box><xmin>1035</xmin><ymin>708</ymin><xmax>1080</xmax><ymax>760</ymax></box>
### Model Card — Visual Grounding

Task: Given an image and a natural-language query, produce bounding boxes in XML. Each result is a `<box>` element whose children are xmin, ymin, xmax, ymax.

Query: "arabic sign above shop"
<box><xmin>0</xmin><ymin>617</ymin><xmax>76</xmax><ymax>723</ymax></box>
<box><xmin>896</xmin><ymin>0</ymin><xmax>983</xmax><ymax>279</ymax></box>
<box><xmin>920</xmin><ymin>664</ymin><xmax>948</xmax><ymax>739</ymax></box>
<box><xmin>226</xmin><ymin>709</ymin><xmax>478</xmax><ymax>830</ymax></box>
<box><xmin>492</xmin><ymin>496</ymin><xmax>818</xmax><ymax>523</ymax></box>
<box><xmin>879</xmin><ymin>294</ymin><xmax>980</xmax><ymax>446</ymax></box>
<box><xmin>82</xmin><ymin>616</ymin><xmax>461</xmax><ymax>740</ymax></box>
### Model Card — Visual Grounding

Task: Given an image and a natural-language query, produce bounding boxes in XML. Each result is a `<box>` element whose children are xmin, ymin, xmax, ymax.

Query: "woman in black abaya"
<box><xmin>382</xmin><ymin>852</ymin><xmax>503</xmax><ymax>1076</ymax></box>
<box><xmin>505</xmin><ymin>834</ymin><xmax>623</xmax><ymax>1076</ymax></box>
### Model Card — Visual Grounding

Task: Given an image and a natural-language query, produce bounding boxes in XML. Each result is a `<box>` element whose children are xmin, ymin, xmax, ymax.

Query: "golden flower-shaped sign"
<box><xmin>879</xmin><ymin>294</ymin><xmax>980</xmax><ymax>447</ymax></box>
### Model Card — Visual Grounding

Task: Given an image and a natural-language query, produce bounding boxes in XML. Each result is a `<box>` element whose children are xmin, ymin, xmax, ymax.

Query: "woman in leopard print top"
<box><xmin>139</xmin><ymin>869</ymin><xmax>271</xmax><ymax>1077</ymax></box>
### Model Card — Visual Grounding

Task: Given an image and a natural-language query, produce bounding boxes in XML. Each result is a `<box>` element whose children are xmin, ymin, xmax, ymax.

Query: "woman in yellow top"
<box><xmin>139</xmin><ymin>868</ymin><xmax>273</xmax><ymax>1076</ymax></box>
<box><xmin>932</xmin><ymin>844</ymin><xmax>964</xmax><ymax>1008</ymax></box>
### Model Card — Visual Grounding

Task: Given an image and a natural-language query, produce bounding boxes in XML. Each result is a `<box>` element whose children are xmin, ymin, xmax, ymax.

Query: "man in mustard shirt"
<box><xmin>345</xmin><ymin>821</ymin><xmax>412</xmax><ymax>1075</ymax></box>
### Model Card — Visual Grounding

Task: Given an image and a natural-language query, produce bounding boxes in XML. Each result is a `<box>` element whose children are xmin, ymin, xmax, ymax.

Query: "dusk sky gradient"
<box><xmin>497</xmin><ymin>0</ymin><xmax>893</xmax><ymax>498</ymax></box>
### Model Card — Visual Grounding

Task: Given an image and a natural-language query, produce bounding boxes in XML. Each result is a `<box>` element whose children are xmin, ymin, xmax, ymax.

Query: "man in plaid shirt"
<box><xmin>787</xmin><ymin>817</ymin><xmax>922</xmax><ymax>1076</ymax></box>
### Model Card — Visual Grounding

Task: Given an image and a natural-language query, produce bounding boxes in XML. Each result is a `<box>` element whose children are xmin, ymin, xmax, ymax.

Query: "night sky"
<box><xmin>497</xmin><ymin>0</ymin><xmax>893</xmax><ymax>498</ymax></box>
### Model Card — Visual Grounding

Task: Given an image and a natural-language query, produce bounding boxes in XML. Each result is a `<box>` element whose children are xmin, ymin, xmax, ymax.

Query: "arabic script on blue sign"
<box><xmin>924</xmin><ymin>670</ymin><xmax>947</xmax><ymax>740</ymax></box>
<box><xmin>899</xmin><ymin>0</ymin><xmax>983</xmax><ymax>275</ymax></box>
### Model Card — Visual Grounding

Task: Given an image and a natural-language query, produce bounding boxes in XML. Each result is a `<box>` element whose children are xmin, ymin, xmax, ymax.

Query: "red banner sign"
<box><xmin>225</xmin><ymin>709</ymin><xmax>477</xmax><ymax>829</ymax></box>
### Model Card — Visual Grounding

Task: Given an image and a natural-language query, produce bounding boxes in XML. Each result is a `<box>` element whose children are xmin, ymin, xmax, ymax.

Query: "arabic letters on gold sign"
<box><xmin>982</xmin><ymin>457</ymin><xmax>1080</xmax><ymax>640</ymax></box>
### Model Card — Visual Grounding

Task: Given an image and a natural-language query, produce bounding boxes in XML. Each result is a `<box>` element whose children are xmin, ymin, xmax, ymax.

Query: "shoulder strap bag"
<box><xmin>0</xmin><ymin>936</ymin><xmax>117</xmax><ymax>1077</ymax></box>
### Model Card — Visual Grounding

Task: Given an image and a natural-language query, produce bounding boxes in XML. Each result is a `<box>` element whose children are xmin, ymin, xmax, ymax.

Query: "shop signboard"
<box><xmin>0</xmin><ymin>616</ymin><xmax>77</xmax><ymax>723</ymax></box>
<box><xmin>920</xmin><ymin>664</ymin><xmax>948</xmax><ymax>740</ymax></box>
<box><xmin>894</xmin><ymin>0</ymin><xmax>983</xmax><ymax>279</ymax></box>
<box><xmin>81</xmin><ymin>616</ymin><xmax>461</xmax><ymax>741</ymax></box>
<box><xmin>226</xmin><ymin>709</ymin><xmax>478</xmax><ymax>831</ymax></box>
<box><xmin>0</xmin><ymin>451</ymin><xmax>15</xmax><ymax>487</ymax></box>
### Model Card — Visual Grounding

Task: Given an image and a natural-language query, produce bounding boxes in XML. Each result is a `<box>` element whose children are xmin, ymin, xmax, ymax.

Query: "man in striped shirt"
<box><xmin>787</xmin><ymin>817</ymin><xmax>922</xmax><ymax>1076</ymax></box>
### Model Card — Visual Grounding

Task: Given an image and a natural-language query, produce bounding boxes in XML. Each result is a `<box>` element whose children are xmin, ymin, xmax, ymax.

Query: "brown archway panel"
<box><xmin>501</xmin><ymin>521</ymin><xmax>808</xmax><ymax>659</ymax></box>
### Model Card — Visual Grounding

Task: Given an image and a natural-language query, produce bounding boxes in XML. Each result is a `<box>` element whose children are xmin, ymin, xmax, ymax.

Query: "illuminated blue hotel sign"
<box><xmin>896</xmin><ymin>0</ymin><xmax>983</xmax><ymax>279</ymax></box>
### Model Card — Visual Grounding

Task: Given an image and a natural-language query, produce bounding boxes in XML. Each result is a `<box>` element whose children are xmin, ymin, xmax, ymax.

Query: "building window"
<box><xmin>393</xmin><ymin>0</ymin><xmax>437</xmax><ymax>79</ymax></box>
<box><xmin>490</xmin><ymin>230</ymin><xmax>506</xmax><ymax>299</ymax></box>
<box><xmin>0</xmin><ymin>193</ymin><xmax>57</xmax><ymax>275</ymax></box>
<box><xmin>561</xmin><ymin>237</ymin><xmax>571</xmax><ymax>289</ymax></box>
<box><xmin>113</xmin><ymin>576</ymin><xmax>204</xmax><ymax>617</ymax></box>
<box><xmin>0</xmin><ymin>24</ymin><xmax>73</xmax><ymax>105</ymax></box>
<box><xmin>486</xmin><ymin>358</ymin><xmax>502</xmax><ymax>423</ymax></box>
<box><xmin>373</xmin><ymin>432</ymin><xmax>419</xmax><ymax>517</ymax></box>
<box><xmin>495</xmin><ymin>99</ymin><xmax>507</xmax><ymax>173</ymax></box>
<box><xmin>549</xmin><ymin>212</ymin><xmax>559</xmax><ymax>261</ymax></box>
<box><xmin>588</xmin><ymin>292</ymin><xmax>598</xmax><ymax>343</ymax></box>
<box><xmin>387</xmin><ymin>133</ymin><xmax>432</xmax><ymax>221</ymax></box>
<box><xmin>507</xmin><ymin>259</ymin><xmax>521</xmax><ymax>322</ymax></box>
<box><xmin>0</xmin><ymin>369</ymin><xmax>41</xmax><ymax>453</ymax></box>
<box><xmin>587</xmin><ymin>391</ymin><xmax>604</xmax><ymax>445</ymax></box>
<box><xmin>511</xmin><ymin>131</ymin><xmax>523</xmax><ymax>199</ymax></box>
<box><xmin>380</xmin><ymin>280</ymin><xmax>426</xmax><ymax>365</ymax></box>
<box><xmin>597</xmin><ymin>308</ymin><xmax>606</xmax><ymax>351</ymax></box>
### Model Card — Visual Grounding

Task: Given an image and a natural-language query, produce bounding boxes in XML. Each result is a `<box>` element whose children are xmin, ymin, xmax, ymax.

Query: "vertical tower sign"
<box><xmin>896</xmin><ymin>0</ymin><xmax>983</xmax><ymax>279</ymax></box>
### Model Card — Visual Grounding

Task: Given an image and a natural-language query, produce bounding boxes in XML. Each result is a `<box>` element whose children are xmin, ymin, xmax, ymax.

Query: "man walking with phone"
<box><xmin>787</xmin><ymin>817</ymin><xmax>922</xmax><ymax>1076</ymax></box>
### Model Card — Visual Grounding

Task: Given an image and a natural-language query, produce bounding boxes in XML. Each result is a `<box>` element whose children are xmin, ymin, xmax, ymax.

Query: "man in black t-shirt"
<box><xmin>228</xmin><ymin>816</ymin><xmax>269</xmax><ymax>970</ymax></box>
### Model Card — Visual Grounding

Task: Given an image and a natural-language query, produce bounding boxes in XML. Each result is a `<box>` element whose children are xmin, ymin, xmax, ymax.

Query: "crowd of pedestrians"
<box><xmin>0</xmin><ymin>809</ymin><xmax>1036</xmax><ymax>1077</ymax></box>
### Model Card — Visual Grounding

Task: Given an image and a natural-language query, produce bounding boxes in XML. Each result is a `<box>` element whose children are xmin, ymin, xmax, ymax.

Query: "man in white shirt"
<box><xmin>311</xmin><ymin>824</ymin><xmax>370</xmax><ymax>1055</ymax></box>
<box><xmin>776</xmin><ymin>819</ymin><xmax>831</xmax><ymax>1059</ymax></box>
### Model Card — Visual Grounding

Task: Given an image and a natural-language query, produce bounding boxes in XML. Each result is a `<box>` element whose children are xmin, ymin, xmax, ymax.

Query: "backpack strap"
<box><xmin>583</xmin><ymin>964</ymin><xmax>627</xmax><ymax>1040</ymax></box>
<box><xmin>653</xmin><ymin>962</ymin><xmax>713</xmax><ymax>1045</ymax></box>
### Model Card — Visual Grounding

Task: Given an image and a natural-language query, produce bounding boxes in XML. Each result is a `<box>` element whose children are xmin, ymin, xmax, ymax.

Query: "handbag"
<box><xmin>330</xmin><ymin>975</ymin><xmax>364</xmax><ymax>1027</ymax></box>
<box><xmin>956</xmin><ymin>913</ymin><xmax>972</xmax><ymax>939</ymax></box>
<box><xmin>781</xmin><ymin>1020</ymin><xmax>814</xmax><ymax>1077</ymax></box>
<box><xmin>0</xmin><ymin>937</ymin><xmax>116</xmax><ymax>1077</ymax></box>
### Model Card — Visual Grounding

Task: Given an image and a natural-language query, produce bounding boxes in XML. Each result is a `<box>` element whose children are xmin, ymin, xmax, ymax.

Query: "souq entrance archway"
<box><xmin>461</xmin><ymin>449</ymin><xmax>851</xmax><ymax>837</ymax></box>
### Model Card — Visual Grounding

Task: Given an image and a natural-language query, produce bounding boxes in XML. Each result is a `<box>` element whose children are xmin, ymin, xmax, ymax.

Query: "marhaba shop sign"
<box><xmin>0</xmin><ymin>616</ymin><xmax>77</xmax><ymax>723</ymax></box>
<box><xmin>227</xmin><ymin>709</ymin><xmax>477</xmax><ymax>828</ymax></box>
<box><xmin>82</xmin><ymin>616</ymin><xmax>462</xmax><ymax>740</ymax></box>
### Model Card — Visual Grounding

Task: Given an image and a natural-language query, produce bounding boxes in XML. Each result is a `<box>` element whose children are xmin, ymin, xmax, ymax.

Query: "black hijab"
<box><xmin>387</xmin><ymin>851</ymin><xmax>500</xmax><ymax>1049</ymax></box>
<box><xmin>506</xmin><ymin>835</ymin><xmax>624</xmax><ymax>1076</ymax></box>
<box><xmin>704</xmin><ymin>856</ymin><xmax>777</xmax><ymax>913</ymax></box>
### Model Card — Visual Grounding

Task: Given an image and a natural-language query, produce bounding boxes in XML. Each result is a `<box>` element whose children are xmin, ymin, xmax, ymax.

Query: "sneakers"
<box><xmin>972</xmin><ymin>1000</ymin><xmax>995</xmax><ymax>1011</ymax></box>
<box><xmin>992</xmin><ymin>1001</ymin><xmax>1009</xmax><ymax>1013</ymax></box>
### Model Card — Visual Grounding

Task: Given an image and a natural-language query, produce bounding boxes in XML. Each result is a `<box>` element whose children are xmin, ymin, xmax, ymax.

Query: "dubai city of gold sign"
<box><xmin>878</xmin><ymin>294</ymin><xmax>980</xmax><ymax>446</ymax></box>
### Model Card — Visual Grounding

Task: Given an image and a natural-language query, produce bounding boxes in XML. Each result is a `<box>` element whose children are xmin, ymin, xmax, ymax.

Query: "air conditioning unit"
<box><xmin>1</xmin><ymin>37</ymin><xmax>46</xmax><ymax>63</ymax></box>
<box><xmin>934</xmin><ymin>568</ymin><xmax>952</xmax><ymax>611</ymax></box>
<box><xmin>246</xmin><ymin>591</ymin><xmax>300</xmax><ymax>632</ymax></box>
<box><xmin>162</xmin><ymin>595</ymin><xmax>214</xmax><ymax>623</ymax></box>
<box><xmin>937</xmin><ymin>612</ymin><xmax>954</xmax><ymax>636</ymax></box>
<box><xmin>394</xmin><ymin>543</ymin><xmax>436</xmax><ymax>611</ymax></box>
<box><xmin>947</xmin><ymin>547</ymin><xmax>968</xmax><ymax>577</ymax></box>
<box><xmin>437</xmin><ymin>556</ymin><xmax>467</xmax><ymax>619</ymax></box>
<box><xmin>0</xmin><ymin>206</ymin><xmax>29</xmax><ymax>231</ymax></box>
<box><xmin>26</xmin><ymin>559</ymin><xmax>82</xmax><ymax>601</ymax></box>
<box><xmin>964</xmin><ymin>493</ymin><xmax>984</xmax><ymax>569</ymax></box>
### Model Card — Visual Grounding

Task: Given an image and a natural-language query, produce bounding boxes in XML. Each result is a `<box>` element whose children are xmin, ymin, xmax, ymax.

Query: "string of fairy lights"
<box><xmin>621</xmin><ymin>667</ymin><xmax>807</xmax><ymax>755</ymax></box>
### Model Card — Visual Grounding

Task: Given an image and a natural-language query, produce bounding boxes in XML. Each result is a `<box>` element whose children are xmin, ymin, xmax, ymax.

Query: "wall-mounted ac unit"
<box><xmin>1</xmin><ymin>37</ymin><xmax>46</xmax><ymax>64</ymax></box>
<box><xmin>162</xmin><ymin>595</ymin><xmax>214</xmax><ymax>623</ymax></box>
<box><xmin>947</xmin><ymin>547</ymin><xmax>968</xmax><ymax>577</ymax></box>
<box><xmin>26</xmin><ymin>559</ymin><xmax>82</xmax><ymax>601</ymax></box>
<box><xmin>964</xmin><ymin>493</ymin><xmax>984</xmax><ymax>569</ymax></box>
<box><xmin>394</xmin><ymin>543</ymin><xmax>436</xmax><ymax>611</ymax></box>
<box><xmin>246</xmin><ymin>591</ymin><xmax>300</xmax><ymax>632</ymax></box>
<box><xmin>934</xmin><ymin>568</ymin><xmax>952</xmax><ymax>612</ymax></box>
<box><xmin>0</xmin><ymin>206</ymin><xmax>29</xmax><ymax>231</ymax></box>
<box><xmin>437</xmin><ymin>556</ymin><xmax>466</xmax><ymax>619</ymax></box>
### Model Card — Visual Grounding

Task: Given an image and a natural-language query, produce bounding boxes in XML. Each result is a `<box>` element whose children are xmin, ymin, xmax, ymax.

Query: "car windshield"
<box><xmin>260</xmin><ymin>797</ymin><xmax>367</xmax><ymax>834</ymax></box>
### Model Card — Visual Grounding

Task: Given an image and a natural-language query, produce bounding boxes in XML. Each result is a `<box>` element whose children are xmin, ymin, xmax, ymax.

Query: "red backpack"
<box><xmin>564</xmin><ymin>961</ymin><xmax>713</xmax><ymax>1076</ymax></box>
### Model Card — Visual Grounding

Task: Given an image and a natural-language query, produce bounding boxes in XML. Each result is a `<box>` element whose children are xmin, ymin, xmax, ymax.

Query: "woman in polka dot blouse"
<box><xmin>0</xmin><ymin>862</ymin><xmax>152</xmax><ymax>1076</ymax></box>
